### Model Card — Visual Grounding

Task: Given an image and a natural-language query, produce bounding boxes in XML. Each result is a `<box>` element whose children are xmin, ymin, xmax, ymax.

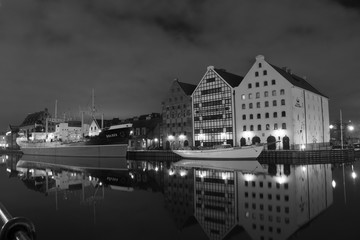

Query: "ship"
<box><xmin>16</xmin><ymin>123</ymin><xmax>132</xmax><ymax>158</ymax></box>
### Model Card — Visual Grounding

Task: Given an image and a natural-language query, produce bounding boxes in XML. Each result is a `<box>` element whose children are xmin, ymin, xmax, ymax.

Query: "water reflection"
<box><xmin>1</xmin><ymin>154</ymin><xmax>356</xmax><ymax>240</ymax></box>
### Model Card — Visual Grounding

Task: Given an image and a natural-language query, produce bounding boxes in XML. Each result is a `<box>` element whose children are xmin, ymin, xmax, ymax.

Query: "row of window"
<box><xmin>242</xmin><ymin>90</ymin><xmax>285</xmax><ymax>100</ymax></box>
<box><xmin>245</xmin><ymin>181</ymin><xmax>289</xmax><ymax>189</ymax></box>
<box><xmin>165</xmin><ymin>104</ymin><xmax>188</xmax><ymax>110</ymax></box>
<box><xmin>243</xmin><ymin>111</ymin><xmax>286</xmax><ymax>120</ymax></box>
<box><xmin>166</xmin><ymin>122</ymin><xmax>188</xmax><ymax>128</ymax></box>
<box><xmin>245</xmin><ymin>202</ymin><xmax>290</xmax><ymax>214</ymax></box>
<box><xmin>243</xmin><ymin>123</ymin><xmax>287</xmax><ymax>131</ymax></box>
<box><xmin>245</xmin><ymin>192</ymin><xmax>290</xmax><ymax>202</ymax></box>
<box><xmin>254</xmin><ymin>69</ymin><xmax>269</xmax><ymax>77</ymax></box>
<box><xmin>242</xmin><ymin>100</ymin><xmax>286</xmax><ymax>109</ymax></box>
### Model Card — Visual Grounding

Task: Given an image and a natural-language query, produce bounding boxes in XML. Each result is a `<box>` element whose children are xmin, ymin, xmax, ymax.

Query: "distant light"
<box><xmin>5</xmin><ymin>155</ymin><xmax>8</xmax><ymax>160</ymax></box>
<box><xmin>6</xmin><ymin>168</ymin><xmax>11</xmax><ymax>173</ymax></box>
<box><xmin>351</xmin><ymin>171</ymin><xmax>357</xmax><ymax>179</ymax></box>
<box><xmin>99</xmin><ymin>182</ymin><xmax>103</xmax><ymax>186</ymax></box>
<box><xmin>221</xmin><ymin>172</ymin><xmax>229</xmax><ymax>180</ymax></box>
<box><xmin>332</xmin><ymin>180</ymin><xmax>336</xmax><ymax>188</ymax></box>
<box><xmin>130</xmin><ymin>130</ymin><xmax>134</xmax><ymax>135</ymax></box>
<box><xmin>154</xmin><ymin>166</ymin><xmax>159</xmax><ymax>172</ymax></box>
<box><xmin>301</xmin><ymin>144</ymin><xmax>306</xmax><ymax>150</ymax></box>
<box><xmin>348</xmin><ymin>125</ymin><xmax>354</xmax><ymax>131</ymax></box>
<box><xmin>329</xmin><ymin>125</ymin><xmax>334</xmax><ymax>129</ymax></box>
<box><xmin>168</xmin><ymin>135</ymin><xmax>174</xmax><ymax>141</ymax></box>
<box><xmin>154</xmin><ymin>138</ymin><xmax>158</xmax><ymax>142</ymax></box>
<box><xmin>275</xmin><ymin>175</ymin><xmax>287</xmax><ymax>184</ymax></box>
<box><xmin>199</xmin><ymin>171</ymin><xmax>206</xmax><ymax>178</ymax></box>
<box><xmin>302</xmin><ymin>166</ymin><xmax>306</xmax><ymax>172</ymax></box>
<box><xmin>169</xmin><ymin>169</ymin><xmax>175</xmax><ymax>176</ymax></box>
<box><xmin>180</xmin><ymin>169</ymin><xmax>187</xmax><ymax>177</ymax></box>
<box><xmin>179</xmin><ymin>134</ymin><xmax>185</xmax><ymax>140</ymax></box>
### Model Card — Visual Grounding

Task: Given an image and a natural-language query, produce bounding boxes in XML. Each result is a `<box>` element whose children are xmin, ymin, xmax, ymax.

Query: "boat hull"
<box><xmin>19</xmin><ymin>142</ymin><xmax>128</xmax><ymax>158</ymax></box>
<box><xmin>173</xmin><ymin>146</ymin><xmax>263</xmax><ymax>160</ymax></box>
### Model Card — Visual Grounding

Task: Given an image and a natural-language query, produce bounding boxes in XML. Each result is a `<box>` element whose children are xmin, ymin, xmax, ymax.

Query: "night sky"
<box><xmin>1</xmin><ymin>0</ymin><xmax>360</xmax><ymax>131</ymax></box>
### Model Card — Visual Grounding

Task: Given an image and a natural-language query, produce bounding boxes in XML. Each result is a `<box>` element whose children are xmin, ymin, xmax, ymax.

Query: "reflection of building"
<box><xmin>161</xmin><ymin>79</ymin><xmax>196</xmax><ymax>150</ymax></box>
<box><xmin>237</xmin><ymin>164</ymin><xmax>333</xmax><ymax>240</ymax></box>
<box><xmin>235</xmin><ymin>55</ymin><xmax>330</xmax><ymax>150</ymax></box>
<box><xmin>164</xmin><ymin>166</ymin><xmax>194</xmax><ymax>229</ymax></box>
<box><xmin>194</xmin><ymin>169</ymin><xmax>237</xmax><ymax>240</ymax></box>
<box><xmin>192</xmin><ymin>67</ymin><xmax>243</xmax><ymax>147</ymax></box>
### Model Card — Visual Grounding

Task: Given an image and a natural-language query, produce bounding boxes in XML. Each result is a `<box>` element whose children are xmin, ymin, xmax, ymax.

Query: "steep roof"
<box><xmin>214</xmin><ymin>68</ymin><xmax>244</xmax><ymax>88</ymax></box>
<box><xmin>271</xmin><ymin>64</ymin><xmax>328</xmax><ymax>98</ymax></box>
<box><xmin>20</xmin><ymin>110</ymin><xmax>49</xmax><ymax>127</ymax></box>
<box><xmin>177</xmin><ymin>81</ymin><xmax>196</xmax><ymax>96</ymax></box>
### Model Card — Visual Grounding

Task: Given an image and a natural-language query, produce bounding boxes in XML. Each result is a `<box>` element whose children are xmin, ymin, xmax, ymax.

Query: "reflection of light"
<box><xmin>5</xmin><ymin>155</ymin><xmax>8</xmax><ymax>160</ymax></box>
<box><xmin>180</xmin><ymin>169</ymin><xmax>187</xmax><ymax>177</ymax></box>
<box><xmin>169</xmin><ymin>169</ymin><xmax>175</xmax><ymax>176</ymax></box>
<box><xmin>332</xmin><ymin>180</ymin><xmax>336</xmax><ymax>188</ymax></box>
<box><xmin>245</xmin><ymin>212</ymin><xmax>250</xmax><ymax>218</ymax></box>
<box><xmin>129</xmin><ymin>173</ymin><xmax>134</xmax><ymax>179</ymax></box>
<box><xmin>351</xmin><ymin>171</ymin><xmax>357</xmax><ymax>179</ymax></box>
<box><xmin>6</xmin><ymin>168</ymin><xmax>11</xmax><ymax>173</ymax></box>
<box><xmin>301</xmin><ymin>144</ymin><xmax>306</xmax><ymax>150</ymax></box>
<box><xmin>221</xmin><ymin>172</ymin><xmax>229</xmax><ymax>180</ymax></box>
<box><xmin>154</xmin><ymin>138</ymin><xmax>158</xmax><ymax>142</ymax></box>
<box><xmin>199</xmin><ymin>171</ymin><xmax>207</xmax><ymax>178</ymax></box>
<box><xmin>302</xmin><ymin>166</ymin><xmax>306</xmax><ymax>172</ymax></box>
<box><xmin>275</xmin><ymin>175</ymin><xmax>287</xmax><ymax>184</ymax></box>
<box><xmin>130</xmin><ymin>130</ymin><xmax>134</xmax><ymax>135</ymax></box>
<box><xmin>99</xmin><ymin>182</ymin><xmax>103</xmax><ymax>186</ymax></box>
<box><xmin>89</xmin><ymin>176</ymin><xmax>92</xmax><ymax>181</ymax></box>
<box><xmin>329</xmin><ymin>125</ymin><xmax>334</xmax><ymax>129</ymax></box>
<box><xmin>243</xmin><ymin>173</ymin><xmax>255</xmax><ymax>181</ymax></box>
<box><xmin>154</xmin><ymin>166</ymin><xmax>159</xmax><ymax>172</ymax></box>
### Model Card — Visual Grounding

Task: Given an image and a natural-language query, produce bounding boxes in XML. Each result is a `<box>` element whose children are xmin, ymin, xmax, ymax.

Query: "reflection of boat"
<box><xmin>173</xmin><ymin>159</ymin><xmax>266</xmax><ymax>173</ymax></box>
<box><xmin>172</xmin><ymin>145</ymin><xmax>263</xmax><ymax>160</ymax></box>
<box><xmin>16</xmin><ymin>123</ymin><xmax>132</xmax><ymax>157</ymax></box>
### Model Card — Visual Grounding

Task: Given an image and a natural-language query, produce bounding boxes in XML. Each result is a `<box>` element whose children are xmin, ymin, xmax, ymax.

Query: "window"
<box><xmin>250</xmin><ymin>114</ymin><xmax>253</xmax><ymax>119</ymax></box>
<box><xmin>272</xmin><ymin>79</ymin><xmax>276</xmax><ymax>85</ymax></box>
<box><xmin>248</xmin><ymin>83</ymin><xmax>252</xmax><ymax>89</ymax></box>
<box><xmin>256</xmin><ymin>92</ymin><xmax>260</xmax><ymax>98</ymax></box>
<box><xmin>274</xmin><ymin>123</ymin><xmax>278</xmax><ymax>130</ymax></box>
<box><xmin>264</xmin><ymin>81</ymin><xmax>268</xmax><ymax>86</ymax></box>
<box><xmin>241</xmin><ymin>94</ymin><xmax>245</xmax><ymax>100</ymax></box>
<box><xmin>263</xmin><ymin>70</ymin><xmax>267</xmax><ymax>75</ymax></box>
<box><xmin>242</xmin><ymin>114</ymin><xmax>246</xmax><ymax>120</ymax></box>
<box><xmin>250</xmin><ymin>125</ymin><xmax>254</xmax><ymax>131</ymax></box>
<box><xmin>257</xmin><ymin>102</ymin><xmax>260</xmax><ymax>108</ymax></box>
<box><xmin>242</xmin><ymin>104</ymin><xmax>246</xmax><ymax>109</ymax></box>
<box><xmin>256</xmin><ymin>82</ymin><xmax>260</xmax><ymax>87</ymax></box>
<box><xmin>281</xmin><ymin>111</ymin><xmax>286</xmax><ymax>117</ymax></box>
<box><xmin>282</xmin><ymin>123</ymin><xmax>287</xmax><ymax>129</ymax></box>
<box><xmin>265</xmin><ymin>113</ymin><xmax>269</xmax><ymax>118</ymax></box>
<box><xmin>273</xmin><ymin>112</ymin><xmax>278</xmax><ymax>118</ymax></box>
<box><xmin>266</xmin><ymin>124</ymin><xmax>270</xmax><ymax>130</ymax></box>
<box><xmin>259</xmin><ymin>63</ymin><xmax>262</xmax><ymax>68</ymax></box>
<box><xmin>281</xmin><ymin>99</ymin><xmax>285</xmax><ymax>105</ymax></box>
<box><xmin>258</xmin><ymin>124</ymin><xmax>262</xmax><ymax>130</ymax></box>
<box><xmin>280</xmin><ymin>89</ymin><xmax>285</xmax><ymax>95</ymax></box>
<box><xmin>265</xmin><ymin>101</ymin><xmax>269</xmax><ymax>107</ymax></box>
<box><xmin>273</xmin><ymin>100</ymin><xmax>277</xmax><ymax>106</ymax></box>
<box><xmin>257</xmin><ymin>113</ymin><xmax>261</xmax><ymax>119</ymax></box>
<box><xmin>249</xmin><ymin>93</ymin><xmax>252</xmax><ymax>99</ymax></box>
<box><xmin>272</xmin><ymin>90</ymin><xmax>276</xmax><ymax>96</ymax></box>
<box><xmin>264</xmin><ymin>91</ymin><xmax>268</xmax><ymax>97</ymax></box>
<box><xmin>249</xmin><ymin>103</ymin><xmax>253</xmax><ymax>109</ymax></box>
<box><xmin>255</xmin><ymin>71</ymin><xmax>259</xmax><ymax>77</ymax></box>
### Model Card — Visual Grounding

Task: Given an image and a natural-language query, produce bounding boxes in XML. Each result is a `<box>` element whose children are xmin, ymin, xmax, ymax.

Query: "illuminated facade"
<box><xmin>161</xmin><ymin>79</ymin><xmax>196</xmax><ymax>149</ymax></box>
<box><xmin>192</xmin><ymin>66</ymin><xmax>243</xmax><ymax>147</ymax></box>
<box><xmin>235</xmin><ymin>55</ymin><xmax>330</xmax><ymax>150</ymax></box>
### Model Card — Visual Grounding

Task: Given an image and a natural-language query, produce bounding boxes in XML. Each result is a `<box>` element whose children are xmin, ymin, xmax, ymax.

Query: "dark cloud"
<box><xmin>1</xmin><ymin>0</ymin><xmax>360</xmax><ymax>129</ymax></box>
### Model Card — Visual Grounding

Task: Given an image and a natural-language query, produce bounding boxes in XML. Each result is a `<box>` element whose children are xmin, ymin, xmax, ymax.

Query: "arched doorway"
<box><xmin>165</xmin><ymin>141</ymin><xmax>170</xmax><ymax>150</ymax></box>
<box><xmin>252</xmin><ymin>136</ymin><xmax>261</xmax><ymax>145</ymax></box>
<box><xmin>267</xmin><ymin>135</ymin><xmax>276</xmax><ymax>150</ymax></box>
<box><xmin>283</xmin><ymin>135</ymin><xmax>290</xmax><ymax>150</ymax></box>
<box><xmin>240</xmin><ymin>137</ymin><xmax>246</xmax><ymax>146</ymax></box>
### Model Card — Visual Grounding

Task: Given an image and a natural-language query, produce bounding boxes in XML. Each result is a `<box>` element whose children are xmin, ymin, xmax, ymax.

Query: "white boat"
<box><xmin>172</xmin><ymin>145</ymin><xmax>264</xmax><ymax>160</ymax></box>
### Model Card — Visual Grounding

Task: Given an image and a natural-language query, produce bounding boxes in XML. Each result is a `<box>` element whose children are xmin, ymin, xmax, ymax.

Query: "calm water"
<box><xmin>0</xmin><ymin>154</ymin><xmax>359</xmax><ymax>240</ymax></box>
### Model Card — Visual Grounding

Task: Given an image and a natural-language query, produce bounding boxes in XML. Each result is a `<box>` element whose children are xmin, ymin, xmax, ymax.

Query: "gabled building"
<box><xmin>161</xmin><ymin>79</ymin><xmax>196</xmax><ymax>150</ymax></box>
<box><xmin>235</xmin><ymin>55</ymin><xmax>330</xmax><ymax>150</ymax></box>
<box><xmin>192</xmin><ymin>66</ymin><xmax>244</xmax><ymax>148</ymax></box>
<box><xmin>19</xmin><ymin>108</ymin><xmax>54</xmax><ymax>135</ymax></box>
<box><xmin>130</xmin><ymin>113</ymin><xmax>161</xmax><ymax>150</ymax></box>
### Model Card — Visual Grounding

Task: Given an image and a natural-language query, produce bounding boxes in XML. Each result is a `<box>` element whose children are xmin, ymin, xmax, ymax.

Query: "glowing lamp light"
<box><xmin>154</xmin><ymin>138</ymin><xmax>158</xmax><ymax>142</ymax></box>
<box><xmin>168</xmin><ymin>135</ymin><xmax>175</xmax><ymax>141</ymax></box>
<box><xmin>169</xmin><ymin>169</ymin><xmax>175</xmax><ymax>176</ymax></box>
<box><xmin>301</xmin><ymin>144</ymin><xmax>306</xmax><ymax>150</ymax></box>
<box><xmin>276</xmin><ymin>175</ymin><xmax>287</xmax><ymax>184</ymax></box>
<box><xmin>329</xmin><ymin>125</ymin><xmax>334</xmax><ymax>129</ymax></box>
<box><xmin>348</xmin><ymin>125</ymin><xmax>354</xmax><ymax>131</ymax></box>
<box><xmin>6</xmin><ymin>168</ymin><xmax>11</xmax><ymax>173</ymax></box>
<box><xmin>180</xmin><ymin>169</ymin><xmax>187</xmax><ymax>177</ymax></box>
<box><xmin>221</xmin><ymin>172</ymin><xmax>229</xmax><ymax>180</ymax></box>
<box><xmin>302</xmin><ymin>166</ymin><xmax>306</xmax><ymax>172</ymax></box>
<box><xmin>179</xmin><ymin>134</ymin><xmax>185</xmax><ymax>140</ymax></box>
<box><xmin>99</xmin><ymin>182</ymin><xmax>103</xmax><ymax>186</ymax></box>
<box><xmin>154</xmin><ymin>166</ymin><xmax>159</xmax><ymax>172</ymax></box>
<box><xmin>351</xmin><ymin>171</ymin><xmax>357</xmax><ymax>179</ymax></box>
<box><xmin>332</xmin><ymin>180</ymin><xmax>336</xmax><ymax>188</ymax></box>
<box><xmin>6</xmin><ymin>155</ymin><xmax>8</xmax><ymax>160</ymax></box>
<box><xmin>129</xmin><ymin>173</ymin><xmax>134</xmax><ymax>179</ymax></box>
<box><xmin>199</xmin><ymin>171</ymin><xmax>207</xmax><ymax>178</ymax></box>
<box><xmin>243</xmin><ymin>173</ymin><xmax>255</xmax><ymax>181</ymax></box>
<box><xmin>130</xmin><ymin>130</ymin><xmax>134</xmax><ymax>135</ymax></box>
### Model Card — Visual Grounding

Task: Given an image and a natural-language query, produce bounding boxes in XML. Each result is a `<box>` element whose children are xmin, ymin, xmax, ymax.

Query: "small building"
<box><xmin>18</xmin><ymin>108</ymin><xmax>54</xmax><ymax>137</ymax></box>
<box><xmin>161</xmin><ymin>79</ymin><xmax>196</xmax><ymax>150</ymax></box>
<box><xmin>129</xmin><ymin>113</ymin><xmax>161</xmax><ymax>150</ymax></box>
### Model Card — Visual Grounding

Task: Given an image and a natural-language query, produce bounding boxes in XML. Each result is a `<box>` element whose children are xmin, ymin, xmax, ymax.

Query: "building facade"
<box><xmin>192</xmin><ymin>66</ymin><xmax>243</xmax><ymax>148</ymax></box>
<box><xmin>235</xmin><ymin>55</ymin><xmax>330</xmax><ymax>150</ymax></box>
<box><xmin>130</xmin><ymin>113</ymin><xmax>161</xmax><ymax>150</ymax></box>
<box><xmin>161</xmin><ymin>79</ymin><xmax>196</xmax><ymax>150</ymax></box>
